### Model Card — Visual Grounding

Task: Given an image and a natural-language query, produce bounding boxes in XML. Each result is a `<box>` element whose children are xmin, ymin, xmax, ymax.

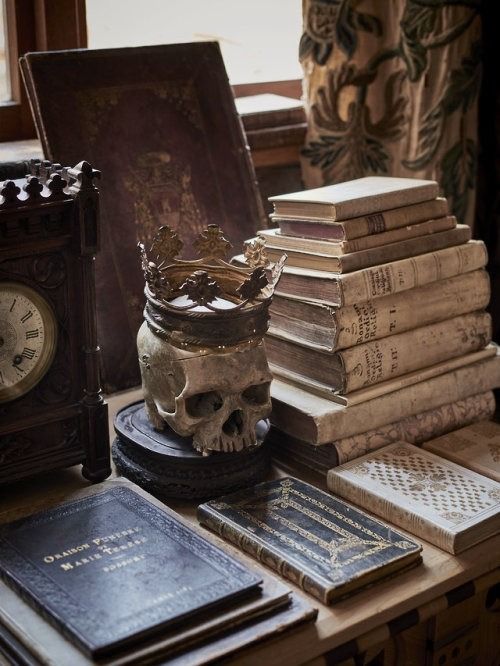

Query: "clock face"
<box><xmin>0</xmin><ymin>282</ymin><xmax>58</xmax><ymax>403</ymax></box>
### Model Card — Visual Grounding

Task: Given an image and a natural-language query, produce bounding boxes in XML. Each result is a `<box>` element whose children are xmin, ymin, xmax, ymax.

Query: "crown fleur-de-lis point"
<box><xmin>244</xmin><ymin>236</ymin><xmax>268</xmax><ymax>267</ymax></box>
<box><xmin>194</xmin><ymin>224</ymin><xmax>232</xmax><ymax>259</ymax></box>
<box><xmin>180</xmin><ymin>270</ymin><xmax>222</xmax><ymax>306</ymax></box>
<box><xmin>150</xmin><ymin>225</ymin><xmax>183</xmax><ymax>264</ymax></box>
<box><xmin>237</xmin><ymin>266</ymin><xmax>269</xmax><ymax>301</ymax></box>
<box><xmin>269</xmin><ymin>253</ymin><xmax>287</xmax><ymax>287</ymax></box>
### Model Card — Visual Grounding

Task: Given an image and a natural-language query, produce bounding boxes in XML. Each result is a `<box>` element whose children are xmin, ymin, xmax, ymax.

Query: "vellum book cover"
<box><xmin>198</xmin><ymin>477</ymin><xmax>422</xmax><ymax>604</ymax></box>
<box><xmin>0</xmin><ymin>487</ymin><xmax>261</xmax><ymax>658</ymax></box>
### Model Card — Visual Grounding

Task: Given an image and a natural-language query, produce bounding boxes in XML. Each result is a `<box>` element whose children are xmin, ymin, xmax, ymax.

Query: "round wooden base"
<box><xmin>112</xmin><ymin>401</ymin><xmax>271</xmax><ymax>500</ymax></box>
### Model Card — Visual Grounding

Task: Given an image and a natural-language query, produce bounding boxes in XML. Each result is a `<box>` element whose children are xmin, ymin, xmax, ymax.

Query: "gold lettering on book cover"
<box><xmin>77</xmin><ymin>81</ymin><xmax>202</xmax><ymax>143</ymax></box>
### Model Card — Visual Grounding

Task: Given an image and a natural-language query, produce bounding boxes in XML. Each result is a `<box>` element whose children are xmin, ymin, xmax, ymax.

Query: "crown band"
<box><xmin>139</xmin><ymin>224</ymin><xmax>285</xmax><ymax>348</ymax></box>
<box><xmin>144</xmin><ymin>295</ymin><xmax>270</xmax><ymax>348</ymax></box>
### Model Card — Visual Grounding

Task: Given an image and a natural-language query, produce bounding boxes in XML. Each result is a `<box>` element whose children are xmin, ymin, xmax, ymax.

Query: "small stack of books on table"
<box><xmin>236</xmin><ymin>176</ymin><xmax>500</xmax><ymax>475</ymax></box>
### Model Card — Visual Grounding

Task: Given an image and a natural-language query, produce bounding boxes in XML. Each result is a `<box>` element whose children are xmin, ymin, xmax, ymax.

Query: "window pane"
<box><xmin>86</xmin><ymin>0</ymin><xmax>302</xmax><ymax>84</ymax></box>
<box><xmin>0</xmin><ymin>1</ymin><xmax>10</xmax><ymax>102</ymax></box>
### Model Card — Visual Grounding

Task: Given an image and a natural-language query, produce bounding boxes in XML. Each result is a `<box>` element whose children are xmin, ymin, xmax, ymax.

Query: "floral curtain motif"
<box><xmin>300</xmin><ymin>0</ymin><xmax>481</xmax><ymax>228</ymax></box>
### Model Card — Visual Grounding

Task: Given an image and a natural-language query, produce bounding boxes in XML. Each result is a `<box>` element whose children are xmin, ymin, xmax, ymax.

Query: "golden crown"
<box><xmin>139</xmin><ymin>225</ymin><xmax>285</xmax><ymax>348</ymax></box>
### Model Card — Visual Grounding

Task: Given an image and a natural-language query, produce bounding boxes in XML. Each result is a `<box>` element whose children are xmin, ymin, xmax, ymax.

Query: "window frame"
<box><xmin>0</xmin><ymin>1</ymin><xmax>302</xmax><ymax>144</ymax></box>
<box><xmin>0</xmin><ymin>0</ymin><xmax>87</xmax><ymax>142</ymax></box>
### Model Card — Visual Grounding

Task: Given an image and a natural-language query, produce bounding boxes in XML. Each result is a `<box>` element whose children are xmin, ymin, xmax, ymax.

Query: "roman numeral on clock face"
<box><xmin>25</xmin><ymin>329</ymin><xmax>39</xmax><ymax>339</ymax></box>
<box><xmin>21</xmin><ymin>348</ymin><xmax>36</xmax><ymax>360</ymax></box>
<box><xmin>20</xmin><ymin>311</ymin><xmax>33</xmax><ymax>323</ymax></box>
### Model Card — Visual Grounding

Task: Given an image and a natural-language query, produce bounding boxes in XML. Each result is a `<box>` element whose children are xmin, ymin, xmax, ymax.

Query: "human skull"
<box><xmin>137</xmin><ymin>322</ymin><xmax>272</xmax><ymax>455</ymax></box>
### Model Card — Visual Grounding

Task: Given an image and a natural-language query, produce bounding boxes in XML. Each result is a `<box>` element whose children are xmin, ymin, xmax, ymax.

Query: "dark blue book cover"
<box><xmin>0</xmin><ymin>486</ymin><xmax>261</xmax><ymax>657</ymax></box>
<box><xmin>198</xmin><ymin>476</ymin><xmax>422</xmax><ymax>604</ymax></box>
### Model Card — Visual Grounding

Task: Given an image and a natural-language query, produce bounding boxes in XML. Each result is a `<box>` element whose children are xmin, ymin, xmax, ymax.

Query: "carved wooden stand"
<box><xmin>0</xmin><ymin>159</ymin><xmax>111</xmax><ymax>484</ymax></box>
<box><xmin>112</xmin><ymin>401</ymin><xmax>271</xmax><ymax>500</ymax></box>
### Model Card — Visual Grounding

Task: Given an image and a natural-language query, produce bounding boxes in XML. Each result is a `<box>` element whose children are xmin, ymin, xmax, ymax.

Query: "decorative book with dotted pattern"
<box><xmin>327</xmin><ymin>442</ymin><xmax>500</xmax><ymax>554</ymax></box>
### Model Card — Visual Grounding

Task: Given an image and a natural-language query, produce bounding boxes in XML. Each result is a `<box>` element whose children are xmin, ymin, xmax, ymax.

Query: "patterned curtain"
<box><xmin>300</xmin><ymin>0</ymin><xmax>481</xmax><ymax>228</ymax></box>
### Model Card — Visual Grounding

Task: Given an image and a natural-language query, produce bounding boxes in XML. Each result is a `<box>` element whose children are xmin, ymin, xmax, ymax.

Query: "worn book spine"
<box><xmin>197</xmin><ymin>508</ymin><xmax>328</xmax><ymax>603</ymax></box>
<box><xmin>270</xmin><ymin>346</ymin><xmax>497</xmax><ymax>407</ymax></box>
<box><xmin>337</xmin><ymin>240</ymin><xmax>487</xmax><ymax>306</ymax></box>
<box><xmin>337</xmin><ymin>311</ymin><xmax>492</xmax><ymax>393</ymax></box>
<box><xmin>327</xmin><ymin>470</ymin><xmax>455</xmax><ymax>552</ymax></box>
<box><xmin>336</xmin><ymin>269</ymin><xmax>490</xmax><ymax>349</ymax></box>
<box><xmin>274</xmin><ymin>197</ymin><xmax>449</xmax><ymax>240</ymax></box>
<box><xmin>269</xmin><ymin>269</ymin><xmax>491</xmax><ymax>351</ymax></box>
<box><xmin>333</xmin><ymin>391</ymin><xmax>495</xmax><ymax>464</ymax></box>
<box><xmin>264</xmin><ymin>224</ymin><xmax>471</xmax><ymax>273</ymax></box>
<box><xmin>270</xmin><ymin>391</ymin><xmax>496</xmax><ymax>474</ymax></box>
<box><xmin>261</xmin><ymin>216</ymin><xmax>456</xmax><ymax>255</ymax></box>
<box><xmin>235</xmin><ymin>241</ymin><xmax>488</xmax><ymax>308</ymax></box>
<box><xmin>268</xmin><ymin>312</ymin><xmax>492</xmax><ymax>393</ymax></box>
<box><xmin>270</xmin><ymin>350</ymin><xmax>500</xmax><ymax>444</ymax></box>
<box><xmin>236</xmin><ymin>95</ymin><xmax>305</xmax><ymax>132</ymax></box>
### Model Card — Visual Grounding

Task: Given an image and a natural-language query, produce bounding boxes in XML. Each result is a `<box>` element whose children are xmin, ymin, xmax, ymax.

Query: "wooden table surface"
<box><xmin>1</xmin><ymin>388</ymin><xmax>499</xmax><ymax>666</ymax></box>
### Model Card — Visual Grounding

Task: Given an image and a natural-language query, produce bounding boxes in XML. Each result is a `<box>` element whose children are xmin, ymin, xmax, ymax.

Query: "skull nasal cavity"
<box><xmin>223</xmin><ymin>410</ymin><xmax>244</xmax><ymax>436</ymax></box>
<box><xmin>185</xmin><ymin>391</ymin><xmax>223</xmax><ymax>417</ymax></box>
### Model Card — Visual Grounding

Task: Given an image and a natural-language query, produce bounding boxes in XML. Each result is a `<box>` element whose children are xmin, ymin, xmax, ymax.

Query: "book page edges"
<box><xmin>269</xmin><ymin>345</ymin><xmax>498</xmax><ymax>407</ymax></box>
<box><xmin>270</xmin><ymin>348</ymin><xmax>500</xmax><ymax>443</ymax></box>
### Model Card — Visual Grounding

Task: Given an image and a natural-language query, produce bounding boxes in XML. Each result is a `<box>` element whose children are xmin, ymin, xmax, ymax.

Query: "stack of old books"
<box><xmin>236</xmin><ymin>176</ymin><xmax>500</xmax><ymax>475</ymax></box>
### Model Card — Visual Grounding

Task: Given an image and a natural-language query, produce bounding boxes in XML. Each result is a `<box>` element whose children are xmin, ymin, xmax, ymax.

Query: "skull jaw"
<box><xmin>192</xmin><ymin>417</ymin><xmax>258</xmax><ymax>455</ymax></box>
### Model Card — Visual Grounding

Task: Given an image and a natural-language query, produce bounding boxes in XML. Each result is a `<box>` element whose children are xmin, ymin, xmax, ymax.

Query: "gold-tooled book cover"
<box><xmin>198</xmin><ymin>476</ymin><xmax>422</xmax><ymax>604</ymax></box>
<box><xmin>20</xmin><ymin>43</ymin><xmax>266</xmax><ymax>392</ymax></box>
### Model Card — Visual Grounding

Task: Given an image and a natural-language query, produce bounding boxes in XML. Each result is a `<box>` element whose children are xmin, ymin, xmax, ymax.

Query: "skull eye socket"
<box><xmin>242</xmin><ymin>382</ymin><xmax>270</xmax><ymax>406</ymax></box>
<box><xmin>185</xmin><ymin>391</ymin><xmax>223</xmax><ymax>417</ymax></box>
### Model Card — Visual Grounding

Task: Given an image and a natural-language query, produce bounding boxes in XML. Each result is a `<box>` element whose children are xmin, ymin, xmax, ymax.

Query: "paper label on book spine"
<box><xmin>337</xmin><ymin>269</ymin><xmax>490</xmax><ymax>349</ymax></box>
<box><xmin>339</xmin><ymin>311</ymin><xmax>492</xmax><ymax>392</ymax></box>
<box><xmin>340</xmin><ymin>241</ymin><xmax>487</xmax><ymax>307</ymax></box>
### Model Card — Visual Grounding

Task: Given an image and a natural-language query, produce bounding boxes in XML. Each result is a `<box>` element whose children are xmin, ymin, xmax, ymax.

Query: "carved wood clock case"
<box><xmin>0</xmin><ymin>160</ymin><xmax>111</xmax><ymax>484</ymax></box>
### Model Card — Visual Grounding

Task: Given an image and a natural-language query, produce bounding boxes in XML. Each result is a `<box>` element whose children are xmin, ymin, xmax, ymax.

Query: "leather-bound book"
<box><xmin>0</xmin><ymin>484</ymin><xmax>263</xmax><ymax>659</ymax></box>
<box><xmin>20</xmin><ymin>43</ymin><xmax>265</xmax><ymax>392</ymax></box>
<box><xmin>198</xmin><ymin>477</ymin><xmax>422</xmax><ymax>604</ymax></box>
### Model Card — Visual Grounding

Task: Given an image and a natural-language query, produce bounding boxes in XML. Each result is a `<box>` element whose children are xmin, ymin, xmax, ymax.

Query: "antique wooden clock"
<box><xmin>0</xmin><ymin>160</ymin><xmax>111</xmax><ymax>484</ymax></box>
